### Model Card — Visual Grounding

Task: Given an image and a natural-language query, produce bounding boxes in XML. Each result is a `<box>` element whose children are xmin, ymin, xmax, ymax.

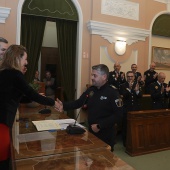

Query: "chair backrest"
<box><xmin>36</xmin><ymin>82</ymin><xmax>45</xmax><ymax>94</ymax></box>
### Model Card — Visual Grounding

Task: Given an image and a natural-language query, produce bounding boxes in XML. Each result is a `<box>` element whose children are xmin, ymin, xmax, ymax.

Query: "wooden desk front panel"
<box><xmin>126</xmin><ymin>109</ymin><xmax>170</xmax><ymax>156</ymax></box>
<box><xmin>15</xmin><ymin>148</ymin><xmax>135</xmax><ymax>170</ymax></box>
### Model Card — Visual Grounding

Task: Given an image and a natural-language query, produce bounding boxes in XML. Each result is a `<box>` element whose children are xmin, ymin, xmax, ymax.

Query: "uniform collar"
<box><xmin>95</xmin><ymin>82</ymin><xmax>108</xmax><ymax>90</ymax></box>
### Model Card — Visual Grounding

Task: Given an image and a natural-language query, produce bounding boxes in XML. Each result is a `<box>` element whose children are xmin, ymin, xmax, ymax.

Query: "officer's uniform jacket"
<box><xmin>144</xmin><ymin>69</ymin><xmax>157</xmax><ymax>93</ymax></box>
<box><xmin>63</xmin><ymin>83</ymin><xmax>123</xmax><ymax>147</ymax></box>
<box><xmin>150</xmin><ymin>81</ymin><xmax>170</xmax><ymax>109</ymax></box>
<box><xmin>120</xmin><ymin>81</ymin><xmax>142</xmax><ymax>111</ymax></box>
<box><xmin>108</xmin><ymin>70</ymin><xmax>126</xmax><ymax>91</ymax></box>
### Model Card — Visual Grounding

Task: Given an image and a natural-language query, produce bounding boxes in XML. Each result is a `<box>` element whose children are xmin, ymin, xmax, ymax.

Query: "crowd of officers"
<box><xmin>108</xmin><ymin>62</ymin><xmax>170</xmax><ymax>110</ymax></box>
<box><xmin>108</xmin><ymin>62</ymin><xmax>170</xmax><ymax>146</ymax></box>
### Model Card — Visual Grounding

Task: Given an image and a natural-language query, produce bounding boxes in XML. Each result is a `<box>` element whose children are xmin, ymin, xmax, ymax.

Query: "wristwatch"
<box><xmin>97</xmin><ymin>124</ymin><xmax>101</xmax><ymax>129</ymax></box>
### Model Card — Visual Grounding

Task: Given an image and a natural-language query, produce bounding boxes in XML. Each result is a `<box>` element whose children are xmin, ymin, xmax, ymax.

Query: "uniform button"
<box><xmin>132</xmin><ymin>100</ymin><xmax>133</xmax><ymax>102</ymax></box>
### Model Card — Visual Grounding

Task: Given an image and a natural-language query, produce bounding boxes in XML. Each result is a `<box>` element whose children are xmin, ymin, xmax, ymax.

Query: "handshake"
<box><xmin>54</xmin><ymin>98</ymin><xmax>63</xmax><ymax>112</ymax></box>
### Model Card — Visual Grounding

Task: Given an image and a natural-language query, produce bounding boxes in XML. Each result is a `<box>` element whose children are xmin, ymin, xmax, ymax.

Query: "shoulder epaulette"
<box><xmin>110</xmin><ymin>85</ymin><xmax>117</xmax><ymax>89</ymax></box>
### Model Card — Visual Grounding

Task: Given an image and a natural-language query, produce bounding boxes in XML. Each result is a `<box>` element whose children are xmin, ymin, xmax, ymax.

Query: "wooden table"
<box><xmin>12</xmin><ymin>104</ymin><xmax>107</xmax><ymax>160</ymax></box>
<box><xmin>11</xmin><ymin>104</ymin><xmax>135</xmax><ymax>170</ymax></box>
<box><xmin>15</xmin><ymin>147</ymin><xmax>134</xmax><ymax>170</ymax></box>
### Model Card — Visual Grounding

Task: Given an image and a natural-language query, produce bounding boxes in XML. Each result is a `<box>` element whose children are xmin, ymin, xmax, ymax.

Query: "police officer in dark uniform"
<box><xmin>108</xmin><ymin>62</ymin><xmax>126</xmax><ymax>91</ymax></box>
<box><xmin>131</xmin><ymin>64</ymin><xmax>144</xmax><ymax>86</ymax></box>
<box><xmin>120</xmin><ymin>71</ymin><xmax>143</xmax><ymax>146</ymax></box>
<box><xmin>144</xmin><ymin>62</ymin><xmax>158</xmax><ymax>94</ymax></box>
<box><xmin>55</xmin><ymin>64</ymin><xmax>123</xmax><ymax>151</ymax></box>
<box><xmin>150</xmin><ymin>72</ymin><xmax>170</xmax><ymax>109</ymax></box>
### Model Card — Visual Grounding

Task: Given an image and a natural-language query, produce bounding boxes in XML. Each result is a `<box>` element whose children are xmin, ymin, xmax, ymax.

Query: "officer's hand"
<box><xmin>161</xmin><ymin>85</ymin><xmax>164</xmax><ymax>93</ymax></box>
<box><xmin>137</xmin><ymin>76</ymin><xmax>141</xmax><ymax>81</ymax></box>
<box><xmin>116</xmin><ymin>73</ymin><xmax>119</xmax><ymax>78</ymax></box>
<box><xmin>135</xmin><ymin>83</ymin><xmax>139</xmax><ymax>91</ymax></box>
<box><xmin>129</xmin><ymin>82</ymin><xmax>133</xmax><ymax>89</ymax></box>
<box><xmin>153</xmin><ymin>73</ymin><xmax>158</xmax><ymax>79</ymax></box>
<box><xmin>91</xmin><ymin>124</ymin><xmax>100</xmax><ymax>133</ymax></box>
<box><xmin>121</xmin><ymin>72</ymin><xmax>125</xmax><ymax>79</ymax></box>
<box><xmin>165</xmin><ymin>85</ymin><xmax>170</xmax><ymax>92</ymax></box>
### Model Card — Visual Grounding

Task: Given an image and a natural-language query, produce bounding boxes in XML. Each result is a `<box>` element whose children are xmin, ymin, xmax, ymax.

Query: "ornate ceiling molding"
<box><xmin>0</xmin><ymin>7</ymin><xmax>11</xmax><ymax>23</ymax></box>
<box><xmin>87</xmin><ymin>20</ymin><xmax>150</xmax><ymax>45</ymax></box>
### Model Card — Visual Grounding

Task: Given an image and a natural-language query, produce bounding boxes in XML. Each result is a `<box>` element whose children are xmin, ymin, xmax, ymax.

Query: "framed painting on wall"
<box><xmin>152</xmin><ymin>46</ymin><xmax>170</xmax><ymax>70</ymax></box>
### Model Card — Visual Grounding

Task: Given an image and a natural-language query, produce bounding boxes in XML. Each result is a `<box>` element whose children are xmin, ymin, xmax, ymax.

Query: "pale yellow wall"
<box><xmin>0</xmin><ymin>0</ymin><xmax>169</xmax><ymax>93</ymax></box>
<box><xmin>152</xmin><ymin>35</ymin><xmax>170</xmax><ymax>83</ymax></box>
<box><xmin>78</xmin><ymin>0</ymin><xmax>92</xmax><ymax>90</ymax></box>
<box><xmin>42</xmin><ymin>21</ymin><xmax>58</xmax><ymax>48</ymax></box>
<box><xmin>100</xmin><ymin>46</ymin><xmax>138</xmax><ymax>74</ymax></box>
<box><xmin>92</xmin><ymin>0</ymin><xmax>165</xmax><ymax>29</ymax></box>
<box><xmin>80</xmin><ymin>0</ymin><xmax>167</xmax><ymax>89</ymax></box>
<box><xmin>0</xmin><ymin>1</ymin><xmax>19</xmax><ymax>44</ymax></box>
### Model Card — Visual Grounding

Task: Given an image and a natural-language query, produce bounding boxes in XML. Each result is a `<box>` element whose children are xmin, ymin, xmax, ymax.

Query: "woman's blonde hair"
<box><xmin>0</xmin><ymin>45</ymin><xmax>27</xmax><ymax>71</ymax></box>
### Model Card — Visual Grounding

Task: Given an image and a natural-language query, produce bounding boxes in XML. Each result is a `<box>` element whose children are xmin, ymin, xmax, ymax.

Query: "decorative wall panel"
<box><xmin>101</xmin><ymin>0</ymin><xmax>139</xmax><ymax>21</ymax></box>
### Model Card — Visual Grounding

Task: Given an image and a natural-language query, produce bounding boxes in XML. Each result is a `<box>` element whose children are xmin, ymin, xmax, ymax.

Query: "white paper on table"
<box><xmin>17</xmin><ymin>131</ymin><xmax>54</xmax><ymax>143</ymax></box>
<box><xmin>55</xmin><ymin>119</ymin><xmax>85</xmax><ymax>130</ymax></box>
<box><xmin>32</xmin><ymin>120</ymin><xmax>61</xmax><ymax>131</ymax></box>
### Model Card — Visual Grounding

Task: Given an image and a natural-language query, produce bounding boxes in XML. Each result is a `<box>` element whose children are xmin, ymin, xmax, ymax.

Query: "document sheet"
<box><xmin>32</xmin><ymin>120</ymin><xmax>61</xmax><ymax>131</ymax></box>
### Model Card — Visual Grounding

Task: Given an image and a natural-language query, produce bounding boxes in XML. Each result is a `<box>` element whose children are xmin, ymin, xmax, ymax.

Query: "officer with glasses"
<box><xmin>120</xmin><ymin>71</ymin><xmax>143</xmax><ymax>146</ymax></box>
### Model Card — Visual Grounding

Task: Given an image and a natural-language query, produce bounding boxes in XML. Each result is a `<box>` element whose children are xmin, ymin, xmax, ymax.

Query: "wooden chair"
<box><xmin>35</xmin><ymin>82</ymin><xmax>45</xmax><ymax>94</ymax></box>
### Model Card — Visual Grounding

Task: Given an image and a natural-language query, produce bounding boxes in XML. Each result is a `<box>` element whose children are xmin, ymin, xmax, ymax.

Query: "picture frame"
<box><xmin>152</xmin><ymin>46</ymin><xmax>170</xmax><ymax>70</ymax></box>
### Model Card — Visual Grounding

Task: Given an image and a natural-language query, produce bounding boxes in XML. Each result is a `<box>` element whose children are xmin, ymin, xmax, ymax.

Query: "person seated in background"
<box><xmin>108</xmin><ymin>62</ymin><xmax>126</xmax><ymax>91</ymax></box>
<box><xmin>131</xmin><ymin>64</ymin><xmax>144</xmax><ymax>86</ymax></box>
<box><xmin>0</xmin><ymin>37</ymin><xmax>8</xmax><ymax>63</ymax></box>
<box><xmin>144</xmin><ymin>62</ymin><xmax>158</xmax><ymax>94</ymax></box>
<box><xmin>34</xmin><ymin>70</ymin><xmax>40</xmax><ymax>82</ymax></box>
<box><xmin>150</xmin><ymin>72</ymin><xmax>170</xmax><ymax>109</ymax></box>
<box><xmin>120</xmin><ymin>71</ymin><xmax>143</xmax><ymax>147</ymax></box>
<box><xmin>43</xmin><ymin>70</ymin><xmax>56</xmax><ymax>99</ymax></box>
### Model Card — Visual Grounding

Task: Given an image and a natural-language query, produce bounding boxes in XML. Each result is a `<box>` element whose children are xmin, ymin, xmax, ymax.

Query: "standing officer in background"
<box><xmin>131</xmin><ymin>64</ymin><xmax>144</xmax><ymax>86</ymax></box>
<box><xmin>108</xmin><ymin>62</ymin><xmax>126</xmax><ymax>91</ymax></box>
<box><xmin>0</xmin><ymin>37</ymin><xmax>8</xmax><ymax>62</ymax></box>
<box><xmin>144</xmin><ymin>62</ymin><xmax>158</xmax><ymax>94</ymax></box>
<box><xmin>150</xmin><ymin>72</ymin><xmax>170</xmax><ymax>109</ymax></box>
<box><xmin>55</xmin><ymin>64</ymin><xmax>123</xmax><ymax>151</ymax></box>
<box><xmin>120</xmin><ymin>71</ymin><xmax>143</xmax><ymax>146</ymax></box>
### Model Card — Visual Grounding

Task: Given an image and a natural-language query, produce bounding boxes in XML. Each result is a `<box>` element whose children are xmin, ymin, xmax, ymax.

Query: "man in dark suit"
<box><xmin>150</xmin><ymin>72</ymin><xmax>170</xmax><ymax>109</ymax></box>
<box><xmin>144</xmin><ymin>62</ymin><xmax>158</xmax><ymax>94</ymax></box>
<box><xmin>120</xmin><ymin>71</ymin><xmax>143</xmax><ymax>146</ymax></box>
<box><xmin>108</xmin><ymin>62</ymin><xmax>126</xmax><ymax>91</ymax></box>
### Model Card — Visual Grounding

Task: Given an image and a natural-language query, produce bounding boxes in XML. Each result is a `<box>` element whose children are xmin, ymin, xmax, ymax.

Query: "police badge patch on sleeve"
<box><xmin>115</xmin><ymin>98</ymin><xmax>123</xmax><ymax>107</ymax></box>
<box><xmin>89</xmin><ymin>91</ymin><xmax>94</xmax><ymax>97</ymax></box>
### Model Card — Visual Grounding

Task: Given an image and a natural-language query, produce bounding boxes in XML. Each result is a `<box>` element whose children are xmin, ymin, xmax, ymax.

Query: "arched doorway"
<box><xmin>16</xmin><ymin>0</ymin><xmax>83</xmax><ymax>102</ymax></box>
